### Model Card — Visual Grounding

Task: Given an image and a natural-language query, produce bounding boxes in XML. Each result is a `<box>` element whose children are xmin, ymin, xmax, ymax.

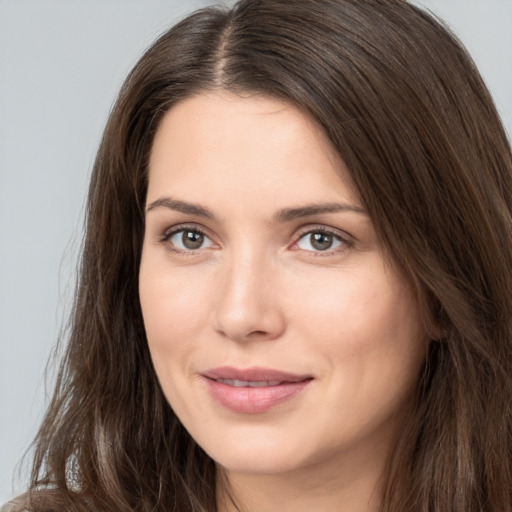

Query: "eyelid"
<box><xmin>159</xmin><ymin>223</ymin><xmax>218</xmax><ymax>253</ymax></box>
<box><xmin>157</xmin><ymin>222</ymin><xmax>354</xmax><ymax>256</ymax></box>
<box><xmin>160</xmin><ymin>222</ymin><xmax>201</xmax><ymax>240</ymax></box>
<box><xmin>290</xmin><ymin>225</ymin><xmax>354</xmax><ymax>255</ymax></box>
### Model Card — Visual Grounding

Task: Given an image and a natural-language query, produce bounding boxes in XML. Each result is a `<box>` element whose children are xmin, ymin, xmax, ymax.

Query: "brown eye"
<box><xmin>296</xmin><ymin>231</ymin><xmax>343</xmax><ymax>252</ymax></box>
<box><xmin>182</xmin><ymin>230</ymin><xmax>204</xmax><ymax>249</ymax></box>
<box><xmin>311</xmin><ymin>233</ymin><xmax>334</xmax><ymax>250</ymax></box>
<box><xmin>168</xmin><ymin>229</ymin><xmax>213</xmax><ymax>251</ymax></box>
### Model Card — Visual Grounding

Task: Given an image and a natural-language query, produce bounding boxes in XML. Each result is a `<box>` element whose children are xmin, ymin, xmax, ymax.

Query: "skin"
<box><xmin>139</xmin><ymin>91</ymin><xmax>427</xmax><ymax>512</ymax></box>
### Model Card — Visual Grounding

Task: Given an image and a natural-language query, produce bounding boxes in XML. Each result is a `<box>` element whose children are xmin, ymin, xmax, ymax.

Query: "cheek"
<box><xmin>139</xmin><ymin>261</ymin><xmax>213</xmax><ymax>376</ymax></box>
<box><xmin>287</xmin><ymin>265</ymin><xmax>425</xmax><ymax>438</ymax></box>
<box><xmin>286</xmin><ymin>261</ymin><xmax>425</xmax><ymax>395</ymax></box>
<box><xmin>287</xmin><ymin>263</ymin><xmax>419</xmax><ymax>345</ymax></box>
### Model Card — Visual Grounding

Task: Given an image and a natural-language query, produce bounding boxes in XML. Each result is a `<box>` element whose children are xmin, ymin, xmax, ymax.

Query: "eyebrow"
<box><xmin>272</xmin><ymin>202</ymin><xmax>367</xmax><ymax>223</ymax></box>
<box><xmin>146</xmin><ymin>197</ymin><xmax>215</xmax><ymax>219</ymax></box>
<box><xmin>145</xmin><ymin>197</ymin><xmax>367</xmax><ymax>222</ymax></box>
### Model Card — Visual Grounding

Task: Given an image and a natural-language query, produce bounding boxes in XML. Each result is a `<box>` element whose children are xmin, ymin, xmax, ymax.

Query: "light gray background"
<box><xmin>1</xmin><ymin>0</ymin><xmax>511</xmax><ymax>505</ymax></box>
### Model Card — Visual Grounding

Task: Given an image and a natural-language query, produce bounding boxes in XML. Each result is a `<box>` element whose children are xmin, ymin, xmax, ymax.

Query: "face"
<box><xmin>139</xmin><ymin>92</ymin><xmax>426</xmax><ymax>480</ymax></box>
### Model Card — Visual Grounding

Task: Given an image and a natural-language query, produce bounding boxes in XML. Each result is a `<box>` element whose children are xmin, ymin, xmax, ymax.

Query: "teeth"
<box><xmin>217</xmin><ymin>379</ymin><xmax>282</xmax><ymax>387</ymax></box>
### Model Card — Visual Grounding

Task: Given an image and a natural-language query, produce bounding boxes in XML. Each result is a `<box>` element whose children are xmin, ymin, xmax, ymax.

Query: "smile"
<box><xmin>215</xmin><ymin>379</ymin><xmax>282</xmax><ymax>387</ymax></box>
<box><xmin>202</xmin><ymin>367</ymin><xmax>313</xmax><ymax>414</ymax></box>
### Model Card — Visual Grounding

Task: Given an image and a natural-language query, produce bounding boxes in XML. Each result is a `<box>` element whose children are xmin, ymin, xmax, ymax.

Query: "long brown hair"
<box><xmin>22</xmin><ymin>0</ymin><xmax>512</xmax><ymax>511</ymax></box>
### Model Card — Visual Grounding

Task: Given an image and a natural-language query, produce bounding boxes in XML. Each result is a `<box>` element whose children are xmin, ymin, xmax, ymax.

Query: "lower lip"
<box><xmin>204</xmin><ymin>378</ymin><xmax>312</xmax><ymax>414</ymax></box>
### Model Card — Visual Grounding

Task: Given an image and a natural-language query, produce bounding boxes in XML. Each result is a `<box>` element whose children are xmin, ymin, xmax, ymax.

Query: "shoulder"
<box><xmin>1</xmin><ymin>496</ymin><xmax>29</xmax><ymax>512</ymax></box>
<box><xmin>1</xmin><ymin>490</ymin><xmax>70</xmax><ymax>512</ymax></box>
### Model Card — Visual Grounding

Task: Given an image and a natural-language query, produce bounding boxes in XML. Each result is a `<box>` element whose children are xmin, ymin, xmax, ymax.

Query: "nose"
<box><xmin>213</xmin><ymin>250</ymin><xmax>286</xmax><ymax>343</ymax></box>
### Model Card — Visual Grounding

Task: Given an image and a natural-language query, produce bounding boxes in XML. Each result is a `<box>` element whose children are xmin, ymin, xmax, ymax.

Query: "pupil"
<box><xmin>311</xmin><ymin>232</ymin><xmax>333</xmax><ymax>250</ymax></box>
<box><xmin>182</xmin><ymin>231</ymin><xmax>204</xmax><ymax>249</ymax></box>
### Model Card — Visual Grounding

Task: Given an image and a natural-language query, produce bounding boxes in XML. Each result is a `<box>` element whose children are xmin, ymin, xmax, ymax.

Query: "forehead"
<box><xmin>147</xmin><ymin>91</ymin><xmax>360</xmax><ymax>210</ymax></box>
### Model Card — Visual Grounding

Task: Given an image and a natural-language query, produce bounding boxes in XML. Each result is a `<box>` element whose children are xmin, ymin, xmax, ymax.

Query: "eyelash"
<box><xmin>159</xmin><ymin>224</ymin><xmax>353</xmax><ymax>257</ymax></box>
<box><xmin>159</xmin><ymin>224</ymin><xmax>214</xmax><ymax>255</ymax></box>
<box><xmin>292</xmin><ymin>226</ymin><xmax>353</xmax><ymax>257</ymax></box>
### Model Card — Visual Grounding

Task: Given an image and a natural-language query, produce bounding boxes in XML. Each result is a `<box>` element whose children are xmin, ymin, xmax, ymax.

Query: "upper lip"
<box><xmin>202</xmin><ymin>366</ymin><xmax>313</xmax><ymax>383</ymax></box>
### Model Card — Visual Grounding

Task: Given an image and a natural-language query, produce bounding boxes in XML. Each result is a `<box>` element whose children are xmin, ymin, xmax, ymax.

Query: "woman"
<box><xmin>6</xmin><ymin>0</ymin><xmax>512</xmax><ymax>510</ymax></box>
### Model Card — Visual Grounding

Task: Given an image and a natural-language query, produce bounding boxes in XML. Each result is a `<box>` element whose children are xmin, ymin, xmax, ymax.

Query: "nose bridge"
<box><xmin>214</xmin><ymin>241</ymin><xmax>284</xmax><ymax>342</ymax></box>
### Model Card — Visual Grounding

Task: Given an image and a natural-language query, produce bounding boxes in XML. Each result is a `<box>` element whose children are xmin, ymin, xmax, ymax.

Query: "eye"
<box><xmin>295</xmin><ymin>230</ymin><xmax>345</xmax><ymax>252</ymax></box>
<box><xmin>165</xmin><ymin>227</ymin><xmax>215</xmax><ymax>251</ymax></box>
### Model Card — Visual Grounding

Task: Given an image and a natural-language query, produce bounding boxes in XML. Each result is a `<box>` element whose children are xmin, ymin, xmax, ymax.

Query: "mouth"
<box><xmin>203</xmin><ymin>366</ymin><xmax>312</xmax><ymax>383</ymax></box>
<box><xmin>202</xmin><ymin>366</ymin><xmax>313</xmax><ymax>414</ymax></box>
<box><xmin>215</xmin><ymin>379</ymin><xmax>283</xmax><ymax>387</ymax></box>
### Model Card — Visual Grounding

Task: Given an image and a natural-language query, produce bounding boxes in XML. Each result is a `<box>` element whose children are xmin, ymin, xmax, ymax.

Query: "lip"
<box><xmin>202</xmin><ymin>366</ymin><xmax>313</xmax><ymax>414</ymax></box>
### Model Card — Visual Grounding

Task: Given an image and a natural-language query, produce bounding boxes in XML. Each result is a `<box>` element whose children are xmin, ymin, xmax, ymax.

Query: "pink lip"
<box><xmin>202</xmin><ymin>366</ymin><xmax>313</xmax><ymax>414</ymax></box>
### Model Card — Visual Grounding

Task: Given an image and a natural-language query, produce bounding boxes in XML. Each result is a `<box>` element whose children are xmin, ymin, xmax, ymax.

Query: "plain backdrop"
<box><xmin>1</xmin><ymin>0</ymin><xmax>511</xmax><ymax>505</ymax></box>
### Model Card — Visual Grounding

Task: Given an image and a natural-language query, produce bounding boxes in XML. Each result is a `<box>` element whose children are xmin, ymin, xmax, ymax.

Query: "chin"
<box><xmin>195</xmin><ymin>419</ymin><xmax>342</xmax><ymax>478</ymax></box>
<box><xmin>213</xmin><ymin>447</ymin><xmax>307</xmax><ymax>476</ymax></box>
<box><xmin>190</xmin><ymin>421</ymin><xmax>308</xmax><ymax>474</ymax></box>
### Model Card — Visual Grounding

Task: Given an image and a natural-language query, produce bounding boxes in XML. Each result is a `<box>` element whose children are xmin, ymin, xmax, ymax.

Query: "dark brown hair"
<box><xmin>20</xmin><ymin>0</ymin><xmax>512</xmax><ymax>511</ymax></box>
